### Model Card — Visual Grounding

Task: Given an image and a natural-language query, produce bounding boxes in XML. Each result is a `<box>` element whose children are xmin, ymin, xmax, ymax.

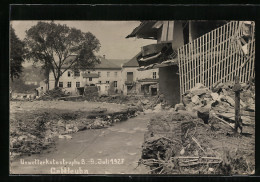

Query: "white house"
<box><xmin>48</xmin><ymin>56</ymin><xmax>125</xmax><ymax>95</ymax></box>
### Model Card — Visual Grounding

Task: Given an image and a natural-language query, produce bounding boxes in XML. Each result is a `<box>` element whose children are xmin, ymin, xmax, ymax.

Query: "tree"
<box><xmin>10</xmin><ymin>26</ymin><xmax>26</xmax><ymax>81</ymax></box>
<box><xmin>25</xmin><ymin>21</ymin><xmax>101</xmax><ymax>88</ymax></box>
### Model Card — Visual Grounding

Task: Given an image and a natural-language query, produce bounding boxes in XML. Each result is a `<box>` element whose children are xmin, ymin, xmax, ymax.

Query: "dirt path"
<box><xmin>10</xmin><ymin>113</ymin><xmax>152</xmax><ymax>174</ymax></box>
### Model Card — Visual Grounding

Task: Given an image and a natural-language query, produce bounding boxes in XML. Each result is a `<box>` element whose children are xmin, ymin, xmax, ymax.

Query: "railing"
<box><xmin>177</xmin><ymin>21</ymin><xmax>255</xmax><ymax>96</ymax></box>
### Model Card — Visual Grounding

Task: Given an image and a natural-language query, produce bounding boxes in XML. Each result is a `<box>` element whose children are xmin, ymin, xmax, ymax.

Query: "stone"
<box><xmin>191</xmin><ymin>95</ymin><xmax>200</xmax><ymax>104</ymax></box>
<box><xmin>153</xmin><ymin>104</ymin><xmax>162</xmax><ymax>113</ymax></box>
<box><xmin>190</xmin><ymin>83</ymin><xmax>209</xmax><ymax>96</ymax></box>
<box><xmin>174</xmin><ymin>103</ymin><xmax>185</xmax><ymax>111</ymax></box>
<box><xmin>185</xmin><ymin>102</ymin><xmax>196</xmax><ymax>112</ymax></box>
<box><xmin>211</xmin><ymin>93</ymin><xmax>219</xmax><ymax>101</ymax></box>
<box><xmin>180</xmin><ymin>148</ymin><xmax>185</xmax><ymax>155</ymax></box>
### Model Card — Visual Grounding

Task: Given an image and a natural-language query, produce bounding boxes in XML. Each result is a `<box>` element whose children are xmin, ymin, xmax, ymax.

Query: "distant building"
<box><xmin>48</xmin><ymin>56</ymin><xmax>125</xmax><ymax>95</ymax></box>
<box><xmin>122</xmin><ymin>52</ymin><xmax>159</xmax><ymax>95</ymax></box>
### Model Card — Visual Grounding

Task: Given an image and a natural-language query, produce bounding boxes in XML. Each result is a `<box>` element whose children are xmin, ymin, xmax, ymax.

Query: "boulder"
<box><xmin>191</xmin><ymin>95</ymin><xmax>200</xmax><ymax>104</ymax></box>
<box><xmin>190</xmin><ymin>83</ymin><xmax>209</xmax><ymax>96</ymax></box>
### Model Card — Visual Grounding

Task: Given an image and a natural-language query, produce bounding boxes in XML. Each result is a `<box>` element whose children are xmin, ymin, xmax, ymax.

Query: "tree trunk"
<box><xmin>54</xmin><ymin>77</ymin><xmax>60</xmax><ymax>88</ymax></box>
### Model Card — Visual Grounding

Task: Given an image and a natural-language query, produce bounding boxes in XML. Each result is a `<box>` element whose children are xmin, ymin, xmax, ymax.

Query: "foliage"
<box><xmin>10</xmin><ymin>26</ymin><xmax>27</xmax><ymax>81</ymax></box>
<box><xmin>25</xmin><ymin>21</ymin><xmax>101</xmax><ymax>87</ymax></box>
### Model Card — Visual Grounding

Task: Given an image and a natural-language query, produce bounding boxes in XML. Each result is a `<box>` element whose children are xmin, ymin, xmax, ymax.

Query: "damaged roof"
<box><xmin>126</xmin><ymin>21</ymin><xmax>162</xmax><ymax>39</ymax></box>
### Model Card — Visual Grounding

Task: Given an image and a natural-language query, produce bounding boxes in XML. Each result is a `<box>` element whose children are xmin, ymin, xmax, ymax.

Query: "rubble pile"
<box><xmin>10</xmin><ymin>107</ymin><xmax>138</xmax><ymax>159</ymax></box>
<box><xmin>39</xmin><ymin>88</ymin><xmax>69</xmax><ymax>100</ymax></box>
<box><xmin>180</xmin><ymin>81</ymin><xmax>255</xmax><ymax>127</ymax></box>
<box><xmin>84</xmin><ymin>86</ymin><xmax>99</xmax><ymax>99</ymax></box>
<box><xmin>140</xmin><ymin>109</ymin><xmax>255</xmax><ymax>174</ymax></box>
<box><xmin>10</xmin><ymin>113</ymin><xmax>55</xmax><ymax>159</ymax></box>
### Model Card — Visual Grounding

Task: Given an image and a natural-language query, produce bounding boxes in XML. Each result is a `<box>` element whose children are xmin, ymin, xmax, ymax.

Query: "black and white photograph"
<box><xmin>9</xmin><ymin>20</ymin><xmax>255</xmax><ymax>175</ymax></box>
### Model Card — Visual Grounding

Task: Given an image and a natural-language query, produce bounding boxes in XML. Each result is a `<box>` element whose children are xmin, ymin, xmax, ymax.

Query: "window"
<box><xmin>99</xmin><ymin>81</ymin><xmax>102</xmax><ymax>83</ymax></box>
<box><xmin>59</xmin><ymin>82</ymin><xmax>63</xmax><ymax>88</ymax></box>
<box><xmin>74</xmin><ymin>70</ymin><xmax>80</xmax><ymax>77</ymax></box>
<box><xmin>88</xmin><ymin>71</ymin><xmax>90</xmax><ymax>74</ymax></box>
<box><xmin>67</xmin><ymin>82</ymin><xmax>71</xmax><ymax>88</ymax></box>
<box><xmin>127</xmin><ymin>72</ymin><xmax>133</xmax><ymax>82</ymax></box>
<box><xmin>98</xmin><ymin>72</ymin><xmax>101</xmax><ymax>77</ymax></box>
<box><xmin>114</xmin><ymin>72</ymin><xmax>118</xmax><ymax>77</ymax></box>
<box><xmin>76</xmin><ymin>82</ymin><xmax>80</xmax><ymax>88</ymax></box>
<box><xmin>114</xmin><ymin>81</ymin><xmax>117</xmax><ymax>88</ymax></box>
<box><xmin>153</xmin><ymin>72</ymin><xmax>157</xmax><ymax>79</ymax></box>
<box><xmin>68</xmin><ymin>71</ymin><xmax>71</xmax><ymax>77</ymax></box>
<box><xmin>106</xmin><ymin>81</ymin><xmax>110</xmax><ymax>84</ymax></box>
<box><xmin>89</xmin><ymin>78</ymin><xmax>92</xmax><ymax>81</ymax></box>
<box><xmin>97</xmin><ymin>86</ymin><xmax>101</xmax><ymax>91</ymax></box>
<box><xmin>107</xmin><ymin>72</ymin><xmax>110</xmax><ymax>77</ymax></box>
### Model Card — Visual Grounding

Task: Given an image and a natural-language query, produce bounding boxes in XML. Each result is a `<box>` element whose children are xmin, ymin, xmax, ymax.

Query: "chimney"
<box><xmin>103</xmin><ymin>55</ymin><xmax>106</xmax><ymax>59</ymax></box>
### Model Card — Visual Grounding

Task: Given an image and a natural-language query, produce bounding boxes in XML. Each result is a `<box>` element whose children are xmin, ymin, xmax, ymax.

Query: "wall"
<box><xmin>159</xmin><ymin>65</ymin><xmax>180</xmax><ymax>106</ymax></box>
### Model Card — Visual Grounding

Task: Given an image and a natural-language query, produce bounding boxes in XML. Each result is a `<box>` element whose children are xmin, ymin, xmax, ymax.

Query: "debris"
<box><xmin>191</xmin><ymin>136</ymin><xmax>206</xmax><ymax>153</ymax></box>
<box><xmin>212</xmin><ymin>114</ymin><xmax>235</xmax><ymax>129</ymax></box>
<box><xmin>174</xmin><ymin>103</ymin><xmax>185</xmax><ymax>111</ymax></box>
<box><xmin>58</xmin><ymin>135</ymin><xmax>72</xmax><ymax>139</ymax></box>
<box><xmin>211</xmin><ymin>93</ymin><xmax>219</xmax><ymax>101</ymax></box>
<box><xmin>197</xmin><ymin>109</ymin><xmax>210</xmax><ymax>124</ymax></box>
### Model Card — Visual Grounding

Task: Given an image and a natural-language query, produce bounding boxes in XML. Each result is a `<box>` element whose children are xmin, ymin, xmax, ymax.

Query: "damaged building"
<box><xmin>122</xmin><ymin>52</ymin><xmax>159</xmax><ymax>96</ymax></box>
<box><xmin>126</xmin><ymin>20</ymin><xmax>255</xmax><ymax>106</ymax></box>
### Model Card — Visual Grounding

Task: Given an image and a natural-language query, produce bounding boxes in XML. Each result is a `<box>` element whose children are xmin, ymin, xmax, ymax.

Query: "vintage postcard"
<box><xmin>9</xmin><ymin>20</ymin><xmax>255</xmax><ymax>175</ymax></box>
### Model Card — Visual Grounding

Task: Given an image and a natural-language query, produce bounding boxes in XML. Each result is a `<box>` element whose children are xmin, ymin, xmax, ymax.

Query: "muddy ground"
<box><xmin>10</xmin><ymin>100</ymin><xmax>141</xmax><ymax>160</ymax></box>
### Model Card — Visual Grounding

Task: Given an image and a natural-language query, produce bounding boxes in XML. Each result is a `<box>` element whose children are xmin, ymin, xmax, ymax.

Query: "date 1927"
<box><xmin>81</xmin><ymin>158</ymin><xmax>125</xmax><ymax>165</ymax></box>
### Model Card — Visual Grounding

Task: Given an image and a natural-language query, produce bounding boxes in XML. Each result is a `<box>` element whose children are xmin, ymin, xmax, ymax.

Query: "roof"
<box><xmin>122</xmin><ymin>52</ymin><xmax>142</xmax><ymax>67</ymax></box>
<box><xmin>61</xmin><ymin>55</ymin><xmax>122</xmax><ymax>70</ymax></box>
<box><xmin>107</xmin><ymin>59</ymin><xmax>129</xmax><ymax>67</ymax></box>
<box><xmin>126</xmin><ymin>21</ymin><xmax>161</xmax><ymax>39</ymax></box>
<box><xmin>94</xmin><ymin>57</ymin><xmax>122</xmax><ymax>69</ymax></box>
<box><xmin>82</xmin><ymin>73</ymin><xmax>99</xmax><ymax>78</ymax></box>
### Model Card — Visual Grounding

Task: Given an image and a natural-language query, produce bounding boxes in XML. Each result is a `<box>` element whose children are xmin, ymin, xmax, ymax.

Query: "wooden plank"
<box><xmin>209</xmin><ymin>31</ymin><xmax>213</xmax><ymax>88</ymax></box>
<box><xmin>184</xmin><ymin>44</ymin><xmax>188</xmax><ymax>92</ymax></box>
<box><xmin>202</xmin><ymin>35</ymin><xmax>205</xmax><ymax>85</ymax></box>
<box><xmin>197</xmin><ymin>38</ymin><xmax>200</xmax><ymax>83</ymax></box>
<box><xmin>161</xmin><ymin>21</ymin><xmax>168</xmax><ymax>42</ymax></box>
<box><xmin>191</xmin><ymin>41</ymin><xmax>195</xmax><ymax>88</ymax></box>
<box><xmin>178</xmin><ymin>48</ymin><xmax>183</xmax><ymax>99</ymax></box>
<box><xmin>189</xmin><ymin>42</ymin><xmax>192</xmax><ymax>90</ymax></box>
<box><xmin>216</xmin><ymin>26</ymin><xmax>220</xmax><ymax>82</ymax></box>
<box><xmin>230</xmin><ymin>21</ymin><xmax>235</xmax><ymax>81</ymax></box>
<box><xmin>219</xmin><ymin>25</ymin><xmax>224</xmax><ymax>82</ymax></box>
<box><xmin>205</xmin><ymin>33</ymin><xmax>209</xmax><ymax>87</ymax></box>
<box><xmin>167</xmin><ymin>21</ymin><xmax>174</xmax><ymax>41</ymax></box>
<box><xmin>212</xmin><ymin>29</ymin><xmax>217</xmax><ymax>85</ymax></box>
<box><xmin>229</xmin><ymin>22</ymin><xmax>234</xmax><ymax>81</ymax></box>
<box><xmin>194</xmin><ymin>39</ymin><xmax>198</xmax><ymax>86</ymax></box>
<box><xmin>222</xmin><ymin>24</ymin><xmax>227</xmax><ymax>83</ymax></box>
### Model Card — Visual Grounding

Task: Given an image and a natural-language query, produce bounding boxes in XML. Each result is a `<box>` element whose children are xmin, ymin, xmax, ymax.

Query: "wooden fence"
<box><xmin>177</xmin><ymin>21</ymin><xmax>255</xmax><ymax>96</ymax></box>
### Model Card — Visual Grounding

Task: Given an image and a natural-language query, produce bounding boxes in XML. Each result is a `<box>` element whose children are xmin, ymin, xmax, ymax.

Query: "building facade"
<box><xmin>122</xmin><ymin>52</ymin><xmax>159</xmax><ymax>95</ymax></box>
<box><xmin>48</xmin><ymin>56</ymin><xmax>124</xmax><ymax>95</ymax></box>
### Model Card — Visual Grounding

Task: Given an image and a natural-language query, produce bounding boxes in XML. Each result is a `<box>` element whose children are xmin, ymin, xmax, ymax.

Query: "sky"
<box><xmin>11</xmin><ymin>21</ymin><xmax>156</xmax><ymax>67</ymax></box>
